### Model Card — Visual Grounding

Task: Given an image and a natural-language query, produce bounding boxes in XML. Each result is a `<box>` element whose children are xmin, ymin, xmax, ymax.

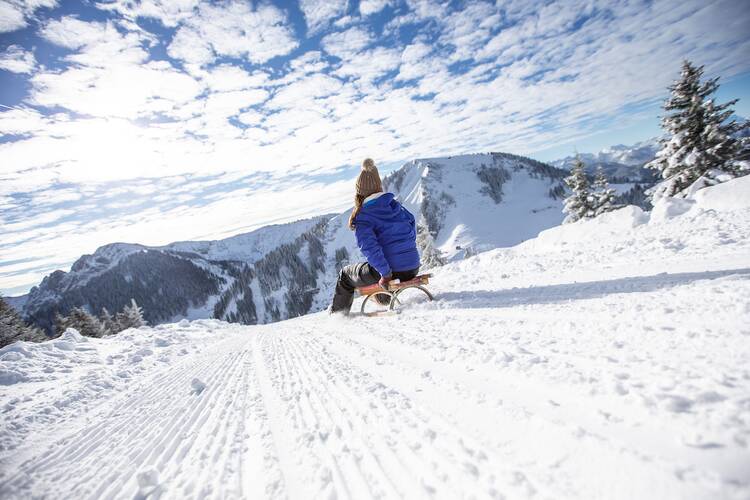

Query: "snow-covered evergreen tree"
<box><xmin>65</xmin><ymin>307</ymin><xmax>107</xmax><ymax>338</ymax></box>
<box><xmin>54</xmin><ymin>312</ymin><xmax>70</xmax><ymax>337</ymax></box>
<box><xmin>116</xmin><ymin>299</ymin><xmax>146</xmax><ymax>330</ymax></box>
<box><xmin>562</xmin><ymin>157</ymin><xmax>595</xmax><ymax>223</ymax></box>
<box><xmin>647</xmin><ymin>60</ymin><xmax>749</xmax><ymax>198</ymax></box>
<box><xmin>0</xmin><ymin>296</ymin><xmax>46</xmax><ymax>348</ymax></box>
<box><xmin>416</xmin><ymin>223</ymin><xmax>445</xmax><ymax>269</ymax></box>
<box><xmin>592</xmin><ymin>166</ymin><xmax>617</xmax><ymax>216</ymax></box>
<box><xmin>99</xmin><ymin>307</ymin><xmax>117</xmax><ymax>335</ymax></box>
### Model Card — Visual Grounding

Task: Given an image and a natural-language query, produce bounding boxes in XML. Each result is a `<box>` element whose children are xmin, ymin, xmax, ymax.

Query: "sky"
<box><xmin>1</xmin><ymin>0</ymin><xmax>749</xmax><ymax>297</ymax></box>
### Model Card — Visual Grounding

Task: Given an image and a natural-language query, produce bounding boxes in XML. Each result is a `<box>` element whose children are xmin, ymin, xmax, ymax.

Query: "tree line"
<box><xmin>0</xmin><ymin>297</ymin><xmax>146</xmax><ymax>349</ymax></box>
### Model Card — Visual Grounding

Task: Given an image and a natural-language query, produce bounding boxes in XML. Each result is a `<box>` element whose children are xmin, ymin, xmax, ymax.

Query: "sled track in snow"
<box><xmin>1</xmin><ymin>334</ymin><xmax>280</xmax><ymax>499</ymax></box>
<box><xmin>2</xmin><ymin>327</ymin><xmax>553</xmax><ymax>498</ymax></box>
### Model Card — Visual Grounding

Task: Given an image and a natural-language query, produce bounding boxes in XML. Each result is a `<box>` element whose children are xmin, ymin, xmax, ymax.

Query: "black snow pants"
<box><xmin>330</xmin><ymin>262</ymin><xmax>419</xmax><ymax>314</ymax></box>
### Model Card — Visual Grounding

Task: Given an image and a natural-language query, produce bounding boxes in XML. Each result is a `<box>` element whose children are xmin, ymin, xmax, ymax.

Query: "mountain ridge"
<box><xmin>14</xmin><ymin>152</ymin><xmax>569</xmax><ymax>333</ymax></box>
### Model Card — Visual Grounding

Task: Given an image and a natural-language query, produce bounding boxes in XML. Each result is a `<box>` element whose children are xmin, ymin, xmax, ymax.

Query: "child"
<box><xmin>330</xmin><ymin>158</ymin><xmax>420</xmax><ymax>314</ymax></box>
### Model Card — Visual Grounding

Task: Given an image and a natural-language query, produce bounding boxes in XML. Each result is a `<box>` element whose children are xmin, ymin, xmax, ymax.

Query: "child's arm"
<box><xmin>354</xmin><ymin>219</ymin><xmax>391</xmax><ymax>278</ymax></box>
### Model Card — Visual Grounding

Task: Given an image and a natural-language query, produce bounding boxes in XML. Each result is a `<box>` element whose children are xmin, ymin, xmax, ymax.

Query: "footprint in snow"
<box><xmin>136</xmin><ymin>467</ymin><xmax>163</xmax><ymax>499</ymax></box>
<box><xmin>191</xmin><ymin>378</ymin><xmax>206</xmax><ymax>395</ymax></box>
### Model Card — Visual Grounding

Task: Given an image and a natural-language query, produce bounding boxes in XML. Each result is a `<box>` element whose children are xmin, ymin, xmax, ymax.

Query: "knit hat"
<box><xmin>355</xmin><ymin>158</ymin><xmax>383</xmax><ymax>197</ymax></box>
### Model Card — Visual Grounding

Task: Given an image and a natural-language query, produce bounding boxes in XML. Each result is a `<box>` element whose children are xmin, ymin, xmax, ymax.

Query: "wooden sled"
<box><xmin>356</xmin><ymin>274</ymin><xmax>434</xmax><ymax>316</ymax></box>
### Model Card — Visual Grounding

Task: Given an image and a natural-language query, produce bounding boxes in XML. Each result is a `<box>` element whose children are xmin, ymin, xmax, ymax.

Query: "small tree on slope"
<box><xmin>416</xmin><ymin>223</ymin><xmax>446</xmax><ymax>269</ymax></box>
<box><xmin>647</xmin><ymin>60</ymin><xmax>749</xmax><ymax>199</ymax></box>
<box><xmin>99</xmin><ymin>307</ymin><xmax>118</xmax><ymax>335</ymax></box>
<box><xmin>116</xmin><ymin>299</ymin><xmax>146</xmax><ymax>330</ymax></box>
<box><xmin>66</xmin><ymin>307</ymin><xmax>107</xmax><ymax>338</ymax></box>
<box><xmin>0</xmin><ymin>296</ymin><xmax>47</xmax><ymax>348</ymax></box>
<box><xmin>562</xmin><ymin>157</ymin><xmax>595</xmax><ymax>223</ymax></box>
<box><xmin>592</xmin><ymin>166</ymin><xmax>617</xmax><ymax>216</ymax></box>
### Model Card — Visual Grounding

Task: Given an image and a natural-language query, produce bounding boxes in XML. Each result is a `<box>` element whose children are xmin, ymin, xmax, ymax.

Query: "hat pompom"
<box><xmin>362</xmin><ymin>158</ymin><xmax>376</xmax><ymax>171</ymax></box>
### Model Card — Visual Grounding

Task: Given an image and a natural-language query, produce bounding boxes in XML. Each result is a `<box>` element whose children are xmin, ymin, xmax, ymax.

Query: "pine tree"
<box><xmin>647</xmin><ymin>60</ymin><xmax>749</xmax><ymax>198</ymax></box>
<box><xmin>562</xmin><ymin>156</ymin><xmax>595</xmax><ymax>223</ymax></box>
<box><xmin>0</xmin><ymin>296</ymin><xmax>47</xmax><ymax>348</ymax></box>
<box><xmin>416</xmin><ymin>223</ymin><xmax>445</xmax><ymax>269</ymax></box>
<box><xmin>54</xmin><ymin>312</ymin><xmax>70</xmax><ymax>337</ymax></box>
<box><xmin>99</xmin><ymin>307</ymin><xmax>117</xmax><ymax>335</ymax></box>
<box><xmin>66</xmin><ymin>307</ymin><xmax>107</xmax><ymax>338</ymax></box>
<box><xmin>592</xmin><ymin>166</ymin><xmax>617</xmax><ymax>216</ymax></box>
<box><xmin>116</xmin><ymin>299</ymin><xmax>146</xmax><ymax>330</ymax></box>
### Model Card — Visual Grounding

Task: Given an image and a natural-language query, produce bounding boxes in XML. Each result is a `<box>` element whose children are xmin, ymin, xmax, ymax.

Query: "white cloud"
<box><xmin>404</xmin><ymin>0</ymin><xmax>449</xmax><ymax>21</ymax></box>
<box><xmin>167</xmin><ymin>2</ymin><xmax>298</xmax><ymax>66</ymax></box>
<box><xmin>97</xmin><ymin>0</ymin><xmax>199</xmax><ymax>28</ymax></box>
<box><xmin>167</xmin><ymin>26</ymin><xmax>213</xmax><ymax>66</ymax></box>
<box><xmin>197</xmin><ymin>64</ymin><xmax>269</xmax><ymax>92</ymax></box>
<box><xmin>41</xmin><ymin>17</ymin><xmax>150</xmax><ymax>66</ymax></box>
<box><xmin>334</xmin><ymin>45</ymin><xmax>401</xmax><ymax>82</ymax></box>
<box><xmin>29</xmin><ymin>61</ymin><xmax>203</xmax><ymax>119</ymax></box>
<box><xmin>439</xmin><ymin>1</ymin><xmax>502</xmax><ymax>62</ymax></box>
<box><xmin>202</xmin><ymin>89</ymin><xmax>269</xmax><ymax>120</ymax></box>
<box><xmin>268</xmin><ymin>73</ymin><xmax>344</xmax><ymax>110</ymax></box>
<box><xmin>321</xmin><ymin>25</ymin><xmax>374</xmax><ymax>59</ymax></box>
<box><xmin>396</xmin><ymin>40</ymin><xmax>437</xmax><ymax>80</ymax></box>
<box><xmin>0</xmin><ymin>44</ymin><xmax>36</xmax><ymax>73</ymax></box>
<box><xmin>300</xmin><ymin>0</ymin><xmax>348</xmax><ymax>35</ymax></box>
<box><xmin>359</xmin><ymin>0</ymin><xmax>392</xmax><ymax>16</ymax></box>
<box><xmin>0</xmin><ymin>0</ymin><xmax>25</xmax><ymax>32</ymax></box>
<box><xmin>237</xmin><ymin>109</ymin><xmax>264</xmax><ymax>126</ymax></box>
<box><xmin>289</xmin><ymin>50</ymin><xmax>329</xmax><ymax>75</ymax></box>
<box><xmin>0</xmin><ymin>107</ymin><xmax>50</xmax><ymax>134</ymax></box>
<box><xmin>0</xmin><ymin>0</ymin><xmax>56</xmax><ymax>33</ymax></box>
<box><xmin>41</xmin><ymin>16</ymin><xmax>109</xmax><ymax>49</ymax></box>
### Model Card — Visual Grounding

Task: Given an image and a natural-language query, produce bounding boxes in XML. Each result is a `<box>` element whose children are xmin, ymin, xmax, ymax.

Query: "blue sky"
<box><xmin>1</xmin><ymin>0</ymin><xmax>749</xmax><ymax>296</ymax></box>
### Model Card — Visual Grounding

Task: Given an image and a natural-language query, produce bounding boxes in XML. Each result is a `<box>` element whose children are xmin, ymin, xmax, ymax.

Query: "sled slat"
<box><xmin>357</xmin><ymin>274</ymin><xmax>432</xmax><ymax>296</ymax></box>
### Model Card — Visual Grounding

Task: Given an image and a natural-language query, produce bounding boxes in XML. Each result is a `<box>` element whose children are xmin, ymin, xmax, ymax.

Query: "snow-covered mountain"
<box><xmin>551</xmin><ymin>138</ymin><xmax>660</xmax><ymax>182</ymax></box>
<box><xmin>15</xmin><ymin>153</ymin><xmax>568</xmax><ymax>333</ymax></box>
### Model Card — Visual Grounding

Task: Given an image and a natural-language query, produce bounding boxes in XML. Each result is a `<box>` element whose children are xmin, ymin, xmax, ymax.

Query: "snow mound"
<box><xmin>651</xmin><ymin>175</ymin><xmax>750</xmax><ymax>223</ymax></box>
<box><xmin>692</xmin><ymin>174</ymin><xmax>750</xmax><ymax>212</ymax></box>
<box><xmin>531</xmin><ymin>205</ymin><xmax>648</xmax><ymax>249</ymax></box>
<box><xmin>650</xmin><ymin>196</ymin><xmax>696</xmax><ymax>223</ymax></box>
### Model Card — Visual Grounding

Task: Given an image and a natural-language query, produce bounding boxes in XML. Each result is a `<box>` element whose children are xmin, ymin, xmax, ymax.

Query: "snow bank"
<box><xmin>650</xmin><ymin>196</ymin><xmax>696</xmax><ymax>223</ymax></box>
<box><xmin>691</xmin><ymin>174</ymin><xmax>750</xmax><ymax>212</ymax></box>
<box><xmin>526</xmin><ymin>205</ymin><xmax>648</xmax><ymax>251</ymax></box>
<box><xmin>532</xmin><ymin>175</ymin><xmax>750</xmax><ymax>247</ymax></box>
<box><xmin>651</xmin><ymin>174</ymin><xmax>750</xmax><ymax>223</ymax></box>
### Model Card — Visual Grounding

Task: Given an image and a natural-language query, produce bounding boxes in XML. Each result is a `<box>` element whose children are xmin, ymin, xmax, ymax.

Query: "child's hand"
<box><xmin>378</xmin><ymin>275</ymin><xmax>392</xmax><ymax>288</ymax></box>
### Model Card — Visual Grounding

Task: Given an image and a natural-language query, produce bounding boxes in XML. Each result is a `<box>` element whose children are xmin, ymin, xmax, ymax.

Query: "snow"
<box><xmin>691</xmin><ymin>174</ymin><xmax>750</xmax><ymax>211</ymax></box>
<box><xmin>551</xmin><ymin>138</ymin><xmax>659</xmax><ymax>181</ymax></box>
<box><xmin>166</xmin><ymin>216</ymin><xmax>328</xmax><ymax>262</ymax></box>
<box><xmin>1</xmin><ymin>177</ymin><xmax>749</xmax><ymax>499</ymax></box>
<box><xmin>391</xmin><ymin>154</ymin><xmax>566</xmax><ymax>259</ymax></box>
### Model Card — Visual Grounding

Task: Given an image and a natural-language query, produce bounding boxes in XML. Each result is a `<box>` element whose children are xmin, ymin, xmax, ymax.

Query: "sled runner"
<box><xmin>356</xmin><ymin>274</ymin><xmax>434</xmax><ymax>316</ymax></box>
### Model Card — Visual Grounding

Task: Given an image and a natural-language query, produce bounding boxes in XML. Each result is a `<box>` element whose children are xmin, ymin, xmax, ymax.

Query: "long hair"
<box><xmin>348</xmin><ymin>194</ymin><xmax>365</xmax><ymax>230</ymax></box>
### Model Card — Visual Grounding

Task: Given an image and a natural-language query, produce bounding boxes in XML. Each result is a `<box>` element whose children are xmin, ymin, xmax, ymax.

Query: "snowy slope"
<box><xmin>15</xmin><ymin>153</ymin><xmax>567</xmax><ymax>332</ymax></box>
<box><xmin>387</xmin><ymin>153</ymin><xmax>566</xmax><ymax>258</ymax></box>
<box><xmin>1</xmin><ymin>176</ymin><xmax>748</xmax><ymax>499</ymax></box>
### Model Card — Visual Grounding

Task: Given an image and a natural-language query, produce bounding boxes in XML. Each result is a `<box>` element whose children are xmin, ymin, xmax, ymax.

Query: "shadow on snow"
<box><xmin>430</xmin><ymin>268</ymin><xmax>750</xmax><ymax>310</ymax></box>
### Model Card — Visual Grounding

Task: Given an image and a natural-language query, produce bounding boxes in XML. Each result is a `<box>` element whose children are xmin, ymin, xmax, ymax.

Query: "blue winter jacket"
<box><xmin>354</xmin><ymin>192</ymin><xmax>420</xmax><ymax>277</ymax></box>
